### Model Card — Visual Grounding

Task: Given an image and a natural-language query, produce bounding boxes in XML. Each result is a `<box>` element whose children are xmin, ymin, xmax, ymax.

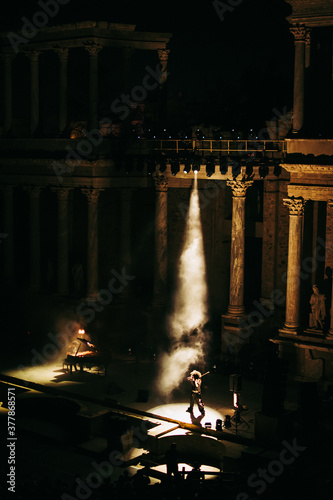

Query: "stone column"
<box><xmin>290</xmin><ymin>24</ymin><xmax>306</xmax><ymax>133</ymax></box>
<box><xmin>2</xmin><ymin>54</ymin><xmax>15</xmax><ymax>135</ymax></box>
<box><xmin>281</xmin><ymin>197</ymin><xmax>306</xmax><ymax>334</ymax></box>
<box><xmin>153</xmin><ymin>174</ymin><xmax>168</xmax><ymax>306</ymax></box>
<box><xmin>305</xmin><ymin>29</ymin><xmax>311</xmax><ymax>69</ymax></box>
<box><xmin>2</xmin><ymin>185</ymin><xmax>15</xmax><ymax>286</ymax></box>
<box><xmin>226</xmin><ymin>179</ymin><xmax>254</xmax><ymax>316</ymax></box>
<box><xmin>325</xmin><ymin>201</ymin><xmax>333</xmax><ymax>272</ymax></box>
<box><xmin>26</xmin><ymin>186</ymin><xmax>42</xmax><ymax>291</ymax></box>
<box><xmin>52</xmin><ymin>187</ymin><xmax>72</xmax><ymax>295</ymax></box>
<box><xmin>123</xmin><ymin>47</ymin><xmax>133</xmax><ymax>93</ymax></box>
<box><xmin>28</xmin><ymin>51</ymin><xmax>40</xmax><ymax>135</ymax></box>
<box><xmin>85</xmin><ymin>45</ymin><xmax>103</xmax><ymax>130</ymax></box>
<box><xmin>120</xmin><ymin>188</ymin><xmax>133</xmax><ymax>276</ymax></box>
<box><xmin>157</xmin><ymin>49</ymin><xmax>170</xmax><ymax>87</ymax></box>
<box><xmin>82</xmin><ymin>188</ymin><xmax>102</xmax><ymax>299</ymax></box>
<box><xmin>56</xmin><ymin>48</ymin><xmax>69</xmax><ymax>136</ymax></box>
<box><xmin>261</xmin><ymin>180</ymin><xmax>279</xmax><ymax>308</ymax></box>
<box><xmin>327</xmin><ymin>202</ymin><xmax>333</xmax><ymax>339</ymax></box>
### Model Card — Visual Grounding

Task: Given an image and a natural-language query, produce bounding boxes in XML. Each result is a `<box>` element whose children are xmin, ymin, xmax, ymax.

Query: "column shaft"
<box><xmin>27</xmin><ymin>187</ymin><xmax>42</xmax><ymax>291</ymax></box>
<box><xmin>85</xmin><ymin>45</ymin><xmax>102</xmax><ymax>130</ymax></box>
<box><xmin>3</xmin><ymin>55</ymin><xmax>14</xmax><ymax>134</ymax></box>
<box><xmin>153</xmin><ymin>175</ymin><xmax>168</xmax><ymax>305</ymax></box>
<box><xmin>82</xmin><ymin>188</ymin><xmax>101</xmax><ymax>299</ymax></box>
<box><xmin>290</xmin><ymin>25</ymin><xmax>306</xmax><ymax>133</ymax></box>
<box><xmin>53</xmin><ymin>188</ymin><xmax>71</xmax><ymax>295</ymax></box>
<box><xmin>29</xmin><ymin>51</ymin><xmax>40</xmax><ymax>135</ymax></box>
<box><xmin>226</xmin><ymin>180</ymin><xmax>253</xmax><ymax>316</ymax></box>
<box><xmin>3</xmin><ymin>186</ymin><xmax>14</xmax><ymax>285</ymax></box>
<box><xmin>57</xmin><ymin>48</ymin><xmax>69</xmax><ymax>135</ymax></box>
<box><xmin>283</xmin><ymin>197</ymin><xmax>306</xmax><ymax>333</ymax></box>
<box><xmin>120</xmin><ymin>189</ymin><xmax>133</xmax><ymax>271</ymax></box>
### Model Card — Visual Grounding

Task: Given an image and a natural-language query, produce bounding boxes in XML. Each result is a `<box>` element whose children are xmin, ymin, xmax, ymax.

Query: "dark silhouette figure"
<box><xmin>165</xmin><ymin>442</ymin><xmax>180</xmax><ymax>479</ymax></box>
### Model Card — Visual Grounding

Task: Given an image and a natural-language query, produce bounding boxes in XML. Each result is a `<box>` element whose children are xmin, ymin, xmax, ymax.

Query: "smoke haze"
<box><xmin>156</xmin><ymin>175</ymin><xmax>210</xmax><ymax>397</ymax></box>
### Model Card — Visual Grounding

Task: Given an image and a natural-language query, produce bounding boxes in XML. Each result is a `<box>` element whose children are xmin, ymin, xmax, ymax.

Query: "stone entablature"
<box><xmin>285</xmin><ymin>139</ymin><xmax>333</xmax><ymax>156</ymax></box>
<box><xmin>287</xmin><ymin>0</ymin><xmax>333</xmax><ymax>27</ymax></box>
<box><xmin>0</xmin><ymin>21</ymin><xmax>172</xmax><ymax>53</ymax></box>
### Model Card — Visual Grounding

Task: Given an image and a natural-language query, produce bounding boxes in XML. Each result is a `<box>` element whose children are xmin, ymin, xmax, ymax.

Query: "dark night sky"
<box><xmin>1</xmin><ymin>0</ymin><xmax>295</xmax><ymax>130</ymax></box>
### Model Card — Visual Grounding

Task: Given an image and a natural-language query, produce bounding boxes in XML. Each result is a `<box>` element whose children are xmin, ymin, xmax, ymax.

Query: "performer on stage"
<box><xmin>186</xmin><ymin>370</ymin><xmax>205</xmax><ymax>416</ymax></box>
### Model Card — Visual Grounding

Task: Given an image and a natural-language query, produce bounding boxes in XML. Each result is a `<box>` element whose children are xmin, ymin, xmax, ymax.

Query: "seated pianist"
<box><xmin>64</xmin><ymin>329</ymin><xmax>103</xmax><ymax>373</ymax></box>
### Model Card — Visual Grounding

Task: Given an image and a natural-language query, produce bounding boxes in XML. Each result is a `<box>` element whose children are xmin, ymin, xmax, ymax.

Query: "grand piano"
<box><xmin>64</xmin><ymin>335</ymin><xmax>107</xmax><ymax>375</ymax></box>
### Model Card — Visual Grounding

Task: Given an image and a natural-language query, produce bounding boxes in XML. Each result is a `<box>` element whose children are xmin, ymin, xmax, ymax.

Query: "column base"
<box><xmin>278</xmin><ymin>325</ymin><xmax>300</xmax><ymax>336</ymax></box>
<box><xmin>221</xmin><ymin>312</ymin><xmax>249</xmax><ymax>356</ymax></box>
<box><xmin>227</xmin><ymin>305</ymin><xmax>246</xmax><ymax>316</ymax></box>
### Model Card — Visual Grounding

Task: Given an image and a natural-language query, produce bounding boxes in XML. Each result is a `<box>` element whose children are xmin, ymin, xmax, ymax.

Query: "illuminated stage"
<box><xmin>148</xmin><ymin>403</ymin><xmax>224</xmax><ymax>432</ymax></box>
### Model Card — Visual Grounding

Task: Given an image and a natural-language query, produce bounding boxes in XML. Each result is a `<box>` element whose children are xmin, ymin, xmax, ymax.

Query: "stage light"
<box><xmin>216</xmin><ymin>419</ymin><xmax>223</xmax><ymax>431</ymax></box>
<box><xmin>195</xmin><ymin>129</ymin><xmax>204</xmax><ymax>140</ymax></box>
<box><xmin>193</xmin><ymin>163</ymin><xmax>200</xmax><ymax>174</ymax></box>
<box><xmin>246</xmin><ymin>164</ymin><xmax>253</xmax><ymax>176</ymax></box>
<box><xmin>224</xmin><ymin>415</ymin><xmax>231</xmax><ymax>428</ymax></box>
<box><xmin>259</xmin><ymin>165</ymin><xmax>269</xmax><ymax>179</ymax></box>
<box><xmin>233</xmin><ymin>392</ymin><xmax>239</xmax><ymax>409</ymax></box>
<box><xmin>232</xmin><ymin>163</ymin><xmax>241</xmax><ymax>178</ymax></box>
<box><xmin>183</xmin><ymin>162</ymin><xmax>191</xmax><ymax>174</ymax></box>
<box><xmin>147</xmin><ymin>161</ymin><xmax>156</xmax><ymax>175</ymax></box>
<box><xmin>171</xmin><ymin>161</ymin><xmax>180</xmax><ymax>176</ymax></box>
<box><xmin>220</xmin><ymin>163</ymin><xmax>227</xmax><ymax>175</ymax></box>
<box><xmin>158</xmin><ymin>158</ymin><xmax>167</xmax><ymax>173</ymax></box>
<box><xmin>206</xmin><ymin>162</ymin><xmax>215</xmax><ymax>177</ymax></box>
<box><xmin>273</xmin><ymin>164</ymin><xmax>281</xmax><ymax>176</ymax></box>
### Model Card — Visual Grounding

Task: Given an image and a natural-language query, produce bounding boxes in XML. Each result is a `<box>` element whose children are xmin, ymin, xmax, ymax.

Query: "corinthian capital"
<box><xmin>227</xmin><ymin>179</ymin><xmax>253</xmax><ymax>197</ymax></box>
<box><xmin>84</xmin><ymin>44</ymin><xmax>103</xmax><ymax>57</ymax></box>
<box><xmin>158</xmin><ymin>49</ymin><xmax>170</xmax><ymax>62</ymax></box>
<box><xmin>153</xmin><ymin>173</ymin><xmax>168</xmax><ymax>192</ymax></box>
<box><xmin>283</xmin><ymin>197</ymin><xmax>306</xmax><ymax>215</ymax></box>
<box><xmin>82</xmin><ymin>187</ymin><xmax>103</xmax><ymax>204</ymax></box>
<box><xmin>55</xmin><ymin>47</ymin><xmax>69</xmax><ymax>61</ymax></box>
<box><xmin>289</xmin><ymin>24</ymin><xmax>307</xmax><ymax>42</ymax></box>
<box><xmin>51</xmin><ymin>187</ymin><xmax>72</xmax><ymax>201</ymax></box>
<box><xmin>26</xmin><ymin>51</ymin><xmax>41</xmax><ymax>63</ymax></box>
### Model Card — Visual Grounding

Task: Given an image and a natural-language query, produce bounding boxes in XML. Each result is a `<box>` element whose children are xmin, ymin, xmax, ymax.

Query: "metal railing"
<box><xmin>147</xmin><ymin>139</ymin><xmax>287</xmax><ymax>155</ymax></box>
